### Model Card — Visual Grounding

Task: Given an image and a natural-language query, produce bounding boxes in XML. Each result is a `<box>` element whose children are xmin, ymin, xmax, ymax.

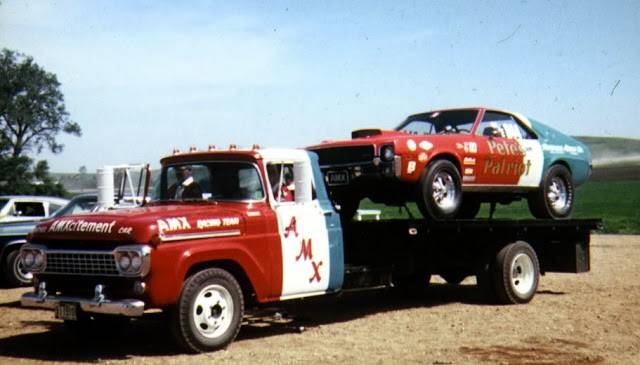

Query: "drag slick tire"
<box><xmin>528</xmin><ymin>164</ymin><xmax>574</xmax><ymax>219</ymax></box>
<box><xmin>417</xmin><ymin>159</ymin><xmax>462</xmax><ymax>220</ymax></box>
<box><xmin>172</xmin><ymin>268</ymin><xmax>244</xmax><ymax>353</ymax></box>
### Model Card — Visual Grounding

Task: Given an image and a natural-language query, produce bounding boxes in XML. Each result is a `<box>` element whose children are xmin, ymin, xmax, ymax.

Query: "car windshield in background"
<box><xmin>53</xmin><ymin>196</ymin><xmax>98</xmax><ymax>218</ymax></box>
<box><xmin>156</xmin><ymin>162</ymin><xmax>265</xmax><ymax>202</ymax></box>
<box><xmin>396</xmin><ymin>110</ymin><xmax>478</xmax><ymax>135</ymax></box>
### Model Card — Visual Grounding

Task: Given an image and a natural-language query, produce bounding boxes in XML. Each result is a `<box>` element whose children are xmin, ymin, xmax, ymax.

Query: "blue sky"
<box><xmin>1</xmin><ymin>0</ymin><xmax>639</xmax><ymax>172</ymax></box>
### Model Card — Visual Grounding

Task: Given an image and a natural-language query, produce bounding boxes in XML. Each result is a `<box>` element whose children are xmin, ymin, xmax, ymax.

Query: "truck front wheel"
<box><xmin>172</xmin><ymin>268</ymin><xmax>244</xmax><ymax>353</ymax></box>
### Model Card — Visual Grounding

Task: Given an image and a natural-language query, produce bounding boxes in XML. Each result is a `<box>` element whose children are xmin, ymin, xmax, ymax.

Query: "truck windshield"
<box><xmin>155</xmin><ymin>161</ymin><xmax>265</xmax><ymax>202</ymax></box>
<box><xmin>396</xmin><ymin>110</ymin><xmax>477</xmax><ymax>135</ymax></box>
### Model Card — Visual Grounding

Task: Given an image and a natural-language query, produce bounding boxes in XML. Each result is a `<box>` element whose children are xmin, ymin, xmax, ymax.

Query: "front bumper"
<box><xmin>21</xmin><ymin>285</ymin><xmax>145</xmax><ymax>317</ymax></box>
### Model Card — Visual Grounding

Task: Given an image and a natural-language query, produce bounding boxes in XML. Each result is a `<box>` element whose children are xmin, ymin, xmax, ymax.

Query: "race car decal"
<box><xmin>407</xmin><ymin>139</ymin><xmax>417</xmax><ymax>151</ymax></box>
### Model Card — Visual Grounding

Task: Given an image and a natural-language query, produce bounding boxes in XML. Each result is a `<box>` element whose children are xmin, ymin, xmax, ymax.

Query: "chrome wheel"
<box><xmin>432</xmin><ymin>171</ymin><xmax>457</xmax><ymax>211</ymax></box>
<box><xmin>192</xmin><ymin>284</ymin><xmax>234</xmax><ymax>339</ymax></box>
<box><xmin>547</xmin><ymin>176</ymin><xmax>568</xmax><ymax>212</ymax></box>
<box><xmin>509</xmin><ymin>253</ymin><xmax>535</xmax><ymax>298</ymax></box>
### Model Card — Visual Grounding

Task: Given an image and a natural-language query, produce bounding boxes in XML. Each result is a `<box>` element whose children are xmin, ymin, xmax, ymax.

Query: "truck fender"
<box><xmin>146</xmin><ymin>244</ymin><xmax>272</xmax><ymax>307</ymax></box>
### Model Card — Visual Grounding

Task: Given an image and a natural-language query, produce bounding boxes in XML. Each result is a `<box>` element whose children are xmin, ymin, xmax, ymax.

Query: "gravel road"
<box><xmin>0</xmin><ymin>234</ymin><xmax>638</xmax><ymax>365</ymax></box>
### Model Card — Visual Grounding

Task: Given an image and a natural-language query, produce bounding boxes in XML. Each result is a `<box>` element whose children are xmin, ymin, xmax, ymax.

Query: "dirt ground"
<box><xmin>0</xmin><ymin>234</ymin><xmax>638</xmax><ymax>365</ymax></box>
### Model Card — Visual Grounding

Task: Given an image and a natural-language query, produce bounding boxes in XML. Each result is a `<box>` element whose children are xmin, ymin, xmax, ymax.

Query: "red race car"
<box><xmin>307</xmin><ymin>107</ymin><xmax>592</xmax><ymax>221</ymax></box>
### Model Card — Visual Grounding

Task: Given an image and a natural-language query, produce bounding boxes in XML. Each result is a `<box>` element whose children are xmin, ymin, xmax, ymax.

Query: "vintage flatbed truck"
<box><xmin>19</xmin><ymin>147</ymin><xmax>600</xmax><ymax>353</ymax></box>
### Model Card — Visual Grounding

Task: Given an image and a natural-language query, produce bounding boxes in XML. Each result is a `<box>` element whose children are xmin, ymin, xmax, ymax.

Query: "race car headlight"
<box><xmin>20</xmin><ymin>244</ymin><xmax>46</xmax><ymax>273</ymax></box>
<box><xmin>114</xmin><ymin>245</ymin><xmax>151</xmax><ymax>277</ymax></box>
<box><xmin>380</xmin><ymin>145</ymin><xmax>395</xmax><ymax>162</ymax></box>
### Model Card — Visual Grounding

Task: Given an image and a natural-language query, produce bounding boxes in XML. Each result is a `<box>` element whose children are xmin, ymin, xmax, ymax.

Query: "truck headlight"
<box><xmin>114</xmin><ymin>245</ymin><xmax>151</xmax><ymax>277</ymax></box>
<box><xmin>20</xmin><ymin>244</ymin><xmax>46</xmax><ymax>273</ymax></box>
<box><xmin>380</xmin><ymin>145</ymin><xmax>395</xmax><ymax>162</ymax></box>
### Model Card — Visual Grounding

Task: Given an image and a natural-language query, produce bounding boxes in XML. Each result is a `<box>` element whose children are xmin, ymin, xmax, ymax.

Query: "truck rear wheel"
<box><xmin>172</xmin><ymin>268</ymin><xmax>244</xmax><ymax>353</ymax></box>
<box><xmin>493</xmin><ymin>241</ymin><xmax>540</xmax><ymax>304</ymax></box>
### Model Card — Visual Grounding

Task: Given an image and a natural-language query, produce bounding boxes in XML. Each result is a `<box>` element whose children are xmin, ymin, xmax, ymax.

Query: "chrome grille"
<box><xmin>45</xmin><ymin>251</ymin><xmax>119</xmax><ymax>276</ymax></box>
<box><xmin>311</xmin><ymin>145</ymin><xmax>375</xmax><ymax>166</ymax></box>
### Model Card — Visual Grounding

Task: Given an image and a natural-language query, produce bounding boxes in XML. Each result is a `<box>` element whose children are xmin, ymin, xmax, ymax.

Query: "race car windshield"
<box><xmin>396</xmin><ymin>110</ymin><xmax>478</xmax><ymax>135</ymax></box>
<box><xmin>155</xmin><ymin>161</ymin><xmax>265</xmax><ymax>202</ymax></box>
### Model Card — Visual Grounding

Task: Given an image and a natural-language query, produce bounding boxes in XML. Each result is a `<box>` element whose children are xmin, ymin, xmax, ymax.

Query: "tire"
<box><xmin>528</xmin><ymin>164</ymin><xmax>574</xmax><ymax>219</ymax></box>
<box><xmin>457</xmin><ymin>199</ymin><xmax>481</xmax><ymax>219</ymax></box>
<box><xmin>492</xmin><ymin>241</ymin><xmax>540</xmax><ymax>304</ymax></box>
<box><xmin>417</xmin><ymin>159</ymin><xmax>462</xmax><ymax>220</ymax></box>
<box><xmin>172</xmin><ymin>268</ymin><xmax>244</xmax><ymax>353</ymax></box>
<box><xmin>4</xmin><ymin>249</ymin><xmax>33</xmax><ymax>287</ymax></box>
<box><xmin>440</xmin><ymin>271</ymin><xmax>467</xmax><ymax>285</ymax></box>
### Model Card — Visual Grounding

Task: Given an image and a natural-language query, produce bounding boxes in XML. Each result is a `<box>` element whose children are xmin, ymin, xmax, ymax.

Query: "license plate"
<box><xmin>55</xmin><ymin>302</ymin><xmax>78</xmax><ymax>321</ymax></box>
<box><xmin>327</xmin><ymin>171</ymin><xmax>349</xmax><ymax>186</ymax></box>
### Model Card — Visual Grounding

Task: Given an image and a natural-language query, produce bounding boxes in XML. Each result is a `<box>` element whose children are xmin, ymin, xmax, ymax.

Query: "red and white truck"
<box><xmin>20</xmin><ymin>147</ymin><xmax>599</xmax><ymax>352</ymax></box>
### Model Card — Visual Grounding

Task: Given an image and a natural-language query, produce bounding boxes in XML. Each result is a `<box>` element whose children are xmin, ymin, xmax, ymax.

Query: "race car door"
<box><xmin>266</xmin><ymin>157</ymin><xmax>332</xmax><ymax>300</ymax></box>
<box><xmin>474</xmin><ymin>111</ymin><xmax>543</xmax><ymax>188</ymax></box>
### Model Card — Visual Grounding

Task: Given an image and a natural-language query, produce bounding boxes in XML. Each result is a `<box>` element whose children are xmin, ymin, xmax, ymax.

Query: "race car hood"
<box><xmin>308</xmin><ymin>129</ymin><xmax>409</xmax><ymax>149</ymax></box>
<box><xmin>31</xmin><ymin>202</ymin><xmax>245</xmax><ymax>245</ymax></box>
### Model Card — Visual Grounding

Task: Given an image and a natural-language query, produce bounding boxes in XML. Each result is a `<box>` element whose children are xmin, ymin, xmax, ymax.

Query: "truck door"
<box><xmin>267</xmin><ymin>159</ymin><xmax>333</xmax><ymax>299</ymax></box>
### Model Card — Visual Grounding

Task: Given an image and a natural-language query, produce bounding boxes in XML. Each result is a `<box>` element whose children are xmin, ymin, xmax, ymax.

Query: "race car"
<box><xmin>307</xmin><ymin>107</ymin><xmax>592</xmax><ymax>221</ymax></box>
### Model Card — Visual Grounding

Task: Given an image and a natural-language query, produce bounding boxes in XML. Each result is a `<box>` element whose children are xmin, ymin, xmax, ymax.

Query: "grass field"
<box><xmin>359</xmin><ymin>180</ymin><xmax>640</xmax><ymax>234</ymax></box>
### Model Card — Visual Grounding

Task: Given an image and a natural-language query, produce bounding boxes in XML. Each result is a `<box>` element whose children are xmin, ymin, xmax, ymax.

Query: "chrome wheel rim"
<box><xmin>431</xmin><ymin>171</ymin><xmax>457</xmax><ymax>211</ymax></box>
<box><xmin>510</xmin><ymin>253</ymin><xmax>535</xmax><ymax>298</ymax></box>
<box><xmin>14</xmin><ymin>256</ymin><xmax>33</xmax><ymax>283</ymax></box>
<box><xmin>547</xmin><ymin>176</ymin><xmax>568</xmax><ymax>212</ymax></box>
<box><xmin>192</xmin><ymin>284</ymin><xmax>234</xmax><ymax>339</ymax></box>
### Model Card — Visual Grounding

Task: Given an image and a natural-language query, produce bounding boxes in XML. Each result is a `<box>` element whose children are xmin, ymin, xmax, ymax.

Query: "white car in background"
<box><xmin>0</xmin><ymin>196</ymin><xmax>69</xmax><ymax>223</ymax></box>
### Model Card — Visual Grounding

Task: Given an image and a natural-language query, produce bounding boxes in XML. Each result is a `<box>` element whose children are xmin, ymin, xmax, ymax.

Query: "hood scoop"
<box><xmin>352</xmin><ymin>129</ymin><xmax>383</xmax><ymax>139</ymax></box>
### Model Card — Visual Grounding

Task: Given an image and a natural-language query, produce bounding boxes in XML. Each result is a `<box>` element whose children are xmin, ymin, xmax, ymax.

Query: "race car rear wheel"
<box><xmin>417</xmin><ymin>159</ymin><xmax>462</xmax><ymax>220</ymax></box>
<box><xmin>528</xmin><ymin>164</ymin><xmax>574</xmax><ymax>219</ymax></box>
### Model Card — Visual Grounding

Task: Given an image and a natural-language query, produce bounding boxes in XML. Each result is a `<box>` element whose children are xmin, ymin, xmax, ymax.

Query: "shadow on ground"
<box><xmin>0</xmin><ymin>283</ymin><xmax>489</xmax><ymax>362</ymax></box>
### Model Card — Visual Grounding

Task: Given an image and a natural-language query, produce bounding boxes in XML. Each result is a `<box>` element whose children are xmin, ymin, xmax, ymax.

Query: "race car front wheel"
<box><xmin>528</xmin><ymin>164</ymin><xmax>574</xmax><ymax>219</ymax></box>
<box><xmin>417</xmin><ymin>159</ymin><xmax>462</xmax><ymax>220</ymax></box>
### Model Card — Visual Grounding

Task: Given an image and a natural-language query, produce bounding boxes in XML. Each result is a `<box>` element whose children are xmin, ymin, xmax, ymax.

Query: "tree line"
<box><xmin>0</xmin><ymin>49</ymin><xmax>81</xmax><ymax>196</ymax></box>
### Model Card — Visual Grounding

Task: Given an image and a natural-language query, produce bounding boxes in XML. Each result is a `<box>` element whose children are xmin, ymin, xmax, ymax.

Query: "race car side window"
<box><xmin>477</xmin><ymin>112</ymin><xmax>535</xmax><ymax>139</ymax></box>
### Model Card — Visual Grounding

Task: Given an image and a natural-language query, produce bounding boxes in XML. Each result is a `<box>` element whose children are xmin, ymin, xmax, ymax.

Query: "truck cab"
<box><xmin>20</xmin><ymin>148</ymin><xmax>345</xmax><ymax>351</ymax></box>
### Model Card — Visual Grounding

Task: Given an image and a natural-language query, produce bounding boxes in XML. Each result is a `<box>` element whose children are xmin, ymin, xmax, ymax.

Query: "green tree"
<box><xmin>0</xmin><ymin>49</ymin><xmax>81</xmax><ymax>196</ymax></box>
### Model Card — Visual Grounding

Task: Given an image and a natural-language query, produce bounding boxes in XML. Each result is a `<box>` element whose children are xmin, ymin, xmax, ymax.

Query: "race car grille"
<box><xmin>311</xmin><ymin>145</ymin><xmax>375</xmax><ymax>166</ymax></box>
<box><xmin>44</xmin><ymin>252</ymin><xmax>119</xmax><ymax>276</ymax></box>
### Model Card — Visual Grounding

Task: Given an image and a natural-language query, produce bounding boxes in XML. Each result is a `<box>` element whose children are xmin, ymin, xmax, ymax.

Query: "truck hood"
<box><xmin>31</xmin><ymin>202</ymin><xmax>246</xmax><ymax>244</ymax></box>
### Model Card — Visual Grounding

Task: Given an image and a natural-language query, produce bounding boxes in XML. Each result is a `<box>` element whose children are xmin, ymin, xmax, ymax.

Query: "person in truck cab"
<box><xmin>168</xmin><ymin>165</ymin><xmax>203</xmax><ymax>199</ymax></box>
